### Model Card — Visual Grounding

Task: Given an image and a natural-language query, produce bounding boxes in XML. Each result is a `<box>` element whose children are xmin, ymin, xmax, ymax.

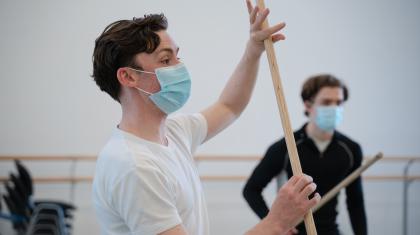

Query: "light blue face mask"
<box><xmin>130</xmin><ymin>63</ymin><xmax>191</xmax><ymax>114</ymax></box>
<box><xmin>314</xmin><ymin>106</ymin><xmax>344</xmax><ymax>132</ymax></box>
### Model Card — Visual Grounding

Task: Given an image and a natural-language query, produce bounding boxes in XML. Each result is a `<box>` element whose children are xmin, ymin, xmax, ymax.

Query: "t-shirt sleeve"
<box><xmin>111</xmin><ymin>164</ymin><xmax>182</xmax><ymax>234</ymax></box>
<box><xmin>167</xmin><ymin>113</ymin><xmax>208</xmax><ymax>153</ymax></box>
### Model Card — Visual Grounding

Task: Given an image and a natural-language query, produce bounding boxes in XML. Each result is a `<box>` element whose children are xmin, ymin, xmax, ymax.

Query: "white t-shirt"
<box><xmin>92</xmin><ymin>113</ymin><xmax>209</xmax><ymax>235</ymax></box>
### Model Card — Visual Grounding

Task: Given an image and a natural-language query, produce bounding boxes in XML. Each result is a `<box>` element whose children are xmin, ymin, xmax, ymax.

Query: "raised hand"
<box><xmin>245</xmin><ymin>0</ymin><xmax>286</xmax><ymax>56</ymax></box>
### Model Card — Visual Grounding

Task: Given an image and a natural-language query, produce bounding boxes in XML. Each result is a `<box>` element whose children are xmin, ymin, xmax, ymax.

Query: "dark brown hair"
<box><xmin>301</xmin><ymin>74</ymin><xmax>349</xmax><ymax>116</ymax></box>
<box><xmin>91</xmin><ymin>14</ymin><xmax>168</xmax><ymax>102</ymax></box>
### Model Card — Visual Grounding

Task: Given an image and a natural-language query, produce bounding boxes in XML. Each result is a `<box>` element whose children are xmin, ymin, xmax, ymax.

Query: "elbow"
<box><xmin>242</xmin><ymin>184</ymin><xmax>250</xmax><ymax>201</ymax></box>
<box><xmin>218</xmin><ymin>99</ymin><xmax>246</xmax><ymax>119</ymax></box>
<box><xmin>242</xmin><ymin>182</ymin><xmax>257</xmax><ymax>202</ymax></box>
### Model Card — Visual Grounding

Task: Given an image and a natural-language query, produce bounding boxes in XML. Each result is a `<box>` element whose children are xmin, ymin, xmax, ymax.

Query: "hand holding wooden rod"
<box><xmin>255</xmin><ymin>0</ymin><xmax>317</xmax><ymax>234</ymax></box>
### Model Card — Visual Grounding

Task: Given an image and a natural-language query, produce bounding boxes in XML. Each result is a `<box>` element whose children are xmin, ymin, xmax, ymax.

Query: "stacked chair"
<box><xmin>1</xmin><ymin>160</ymin><xmax>76</xmax><ymax>235</ymax></box>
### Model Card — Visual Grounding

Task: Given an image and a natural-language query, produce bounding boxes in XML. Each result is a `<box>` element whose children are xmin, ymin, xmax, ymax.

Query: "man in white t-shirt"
<box><xmin>91</xmin><ymin>1</ymin><xmax>320</xmax><ymax>235</ymax></box>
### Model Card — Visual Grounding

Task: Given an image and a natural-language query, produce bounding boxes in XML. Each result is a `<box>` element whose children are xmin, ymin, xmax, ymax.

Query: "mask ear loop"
<box><xmin>128</xmin><ymin>67</ymin><xmax>155</xmax><ymax>75</ymax></box>
<box><xmin>135</xmin><ymin>87</ymin><xmax>153</xmax><ymax>96</ymax></box>
<box><xmin>127</xmin><ymin>67</ymin><xmax>156</xmax><ymax>96</ymax></box>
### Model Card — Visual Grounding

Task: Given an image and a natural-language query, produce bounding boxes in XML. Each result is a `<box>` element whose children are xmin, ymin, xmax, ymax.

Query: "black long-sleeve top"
<box><xmin>243</xmin><ymin>124</ymin><xmax>367</xmax><ymax>235</ymax></box>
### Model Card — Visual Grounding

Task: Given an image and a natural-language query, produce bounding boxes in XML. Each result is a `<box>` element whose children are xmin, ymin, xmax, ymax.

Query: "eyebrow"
<box><xmin>155</xmin><ymin>47</ymin><xmax>179</xmax><ymax>55</ymax></box>
<box><xmin>321</xmin><ymin>98</ymin><xmax>344</xmax><ymax>103</ymax></box>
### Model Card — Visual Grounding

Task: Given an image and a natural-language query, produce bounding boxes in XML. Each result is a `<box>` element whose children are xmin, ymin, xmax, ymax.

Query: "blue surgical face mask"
<box><xmin>129</xmin><ymin>63</ymin><xmax>191</xmax><ymax>114</ymax></box>
<box><xmin>314</xmin><ymin>106</ymin><xmax>343</xmax><ymax>132</ymax></box>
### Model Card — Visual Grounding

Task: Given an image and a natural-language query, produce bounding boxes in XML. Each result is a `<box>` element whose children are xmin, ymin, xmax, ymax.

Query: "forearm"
<box><xmin>217</xmin><ymin>40</ymin><xmax>263</xmax><ymax>116</ymax></box>
<box><xmin>220</xmin><ymin>0</ymin><xmax>286</xmax><ymax>116</ymax></box>
<box><xmin>347</xmin><ymin>178</ymin><xmax>367</xmax><ymax>234</ymax></box>
<box><xmin>245</xmin><ymin>216</ymin><xmax>287</xmax><ymax>235</ymax></box>
<box><xmin>349</xmin><ymin>205</ymin><xmax>367</xmax><ymax>235</ymax></box>
<box><xmin>348</xmin><ymin>190</ymin><xmax>367</xmax><ymax>235</ymax></box>
<box><xmin>200</xmin><ymin>1</ymin><xmax>286</xmax><ymax>141</ymax></box>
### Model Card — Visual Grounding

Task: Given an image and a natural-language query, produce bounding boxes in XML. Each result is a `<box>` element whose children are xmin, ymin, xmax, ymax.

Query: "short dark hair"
<box><xmin>91</xmin><ymin>14</ymin><xmax>168</xmax><ymax>102</ymax></box>
<box><xmin>301</xmin><ymin>74</ymin><xmax>349</xmax><ymax>116</ymax></box>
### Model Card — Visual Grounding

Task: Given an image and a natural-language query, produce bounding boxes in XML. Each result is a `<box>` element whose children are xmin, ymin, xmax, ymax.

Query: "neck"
<box><xmin>306</xmin><ymin>121</ymin><xmax>333</xmax><ymax>141</ymax></box>
<box><xmin>119</xmin><ymin>93</ymin><xmax>168</xmax><ymax>146</ymax></box>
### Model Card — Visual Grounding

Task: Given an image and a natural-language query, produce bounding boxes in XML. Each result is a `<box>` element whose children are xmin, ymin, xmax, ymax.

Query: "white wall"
<box><xmin>1</xmin><ymin>0</ymin><xmax>419</xmax><ymax>156</ymax></box>
<box><xmin>1</xmin><ymin>0</ymin><xmax>420</xmax><ymax>234</ymax></box>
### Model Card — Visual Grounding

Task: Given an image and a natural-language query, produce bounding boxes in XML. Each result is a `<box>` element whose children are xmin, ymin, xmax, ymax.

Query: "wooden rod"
<box><xmin>313</xmin><ymin>152</ymin><xmax>383</xmax><ymax>212</ymax></box>
<box><xmin>256</xmin><ymin>0</ymin><xmax>317</xmax><ymax>234</ymax></box>
<box><xmin>364</xmin><ymin>175</ymin><xmax>420</xmax><ymax>181</ymax></box>
<box><xmin>294</xmin><ymin>153</ymin><xmax>383</xmax><ymax>226</ymax></box>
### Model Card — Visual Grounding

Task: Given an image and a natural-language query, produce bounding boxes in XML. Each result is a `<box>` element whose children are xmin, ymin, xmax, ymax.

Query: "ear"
<box><xmin>116</xmin><ymin>67</ymin><xmax>137</xmax><ymax>88</ymax></box>
<box><xmin>304</xmin><ymin>100</ymin><xmax>313</xmax><ymax>114</ymax></box>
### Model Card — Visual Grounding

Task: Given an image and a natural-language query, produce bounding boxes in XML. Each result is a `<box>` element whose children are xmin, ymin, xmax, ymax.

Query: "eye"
<box><xmin>161</xmin><ymin>59</ymin><xmax>170</xmax><ymax>65</ymax></box>
<box><xmin>321</xmin><ymin>100</ymin><xmax>331</xmax><ymax>106</ymax></box>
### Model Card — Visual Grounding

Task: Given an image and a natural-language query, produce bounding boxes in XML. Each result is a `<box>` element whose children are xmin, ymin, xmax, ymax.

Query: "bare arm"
<box><xmin>157</xmin><ymin>175</ymin><xmax>320</xmax><ymax>235</ymax></box>
<box><xmin>201</xmin><ymin>0</ymin><xmax>286</xmax><ymax>142</ymax></box>
<box><xmin>158</xmin><ymin>225</ymin><xmax>188</xmax><ymax>235</ymax></box>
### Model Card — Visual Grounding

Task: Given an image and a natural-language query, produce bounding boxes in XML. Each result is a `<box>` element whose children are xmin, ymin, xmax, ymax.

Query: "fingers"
<box><xmin>292</xmin><ymin>175</ymin><xmax>320</xmax><ymax>212</ymax></box>
<box><xmin>272</xmin><ymin>34</ymin><xmax>286</xmax><ymax>42</ymax></box>
<box><xmin>252</xmin><ymin>8</ymin><xmax>269</xmax><ymax>31</ymax></box>
<box><xmin>285</xmin><ymin>227</ymin><xmax>299</xmax><ymax>235</ymax></box>
<box><xmin>287</xmin><ymin>175</ymin><xmax>300</xmax><ymax>185</ymax></box>
<box><xmin>299</xmin><ymin>182</ymin><xmax>317</xmax><ymax>200</ymax></box>
<box><xmin>246</xmin><ymin>0</ymin><xmax>253</xmax><ymax>15</ymax></box>
<box><xmin>269</xmin><ymin>22</ymin><xmax>286</xmax><ymax>42</ymax></box>
<box><xmin>268</xmin><ymin>22</ymin><xmax>286</xmax><ymax>35</ymax></box>
<box><xmin>246</xmin><ymin>0</ymin><xmax>258</xmax><ymax>25</ymax></box>
<box><xmin>245</xmin><ymin>0</ymin><xmax>286</xmax><ymax>54</ymax></box>
<box><xmin>249</xmin><ymin>5</ymin><xmax>258</xmax><ymax>24</ymax></box>
<box><xmin>252</xmin><ymin>16</ymin><xmax>286</xmax><ymax>42</ymax></box>
<box><xmin>306</xmin><ymin>192</ymin><xmax>321</xmax><ymax>208</ymax></box>
<box><xmin>293</xmin><ymin>174</ymin><xmax>313</xmax><ymax>193</ymax></box>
